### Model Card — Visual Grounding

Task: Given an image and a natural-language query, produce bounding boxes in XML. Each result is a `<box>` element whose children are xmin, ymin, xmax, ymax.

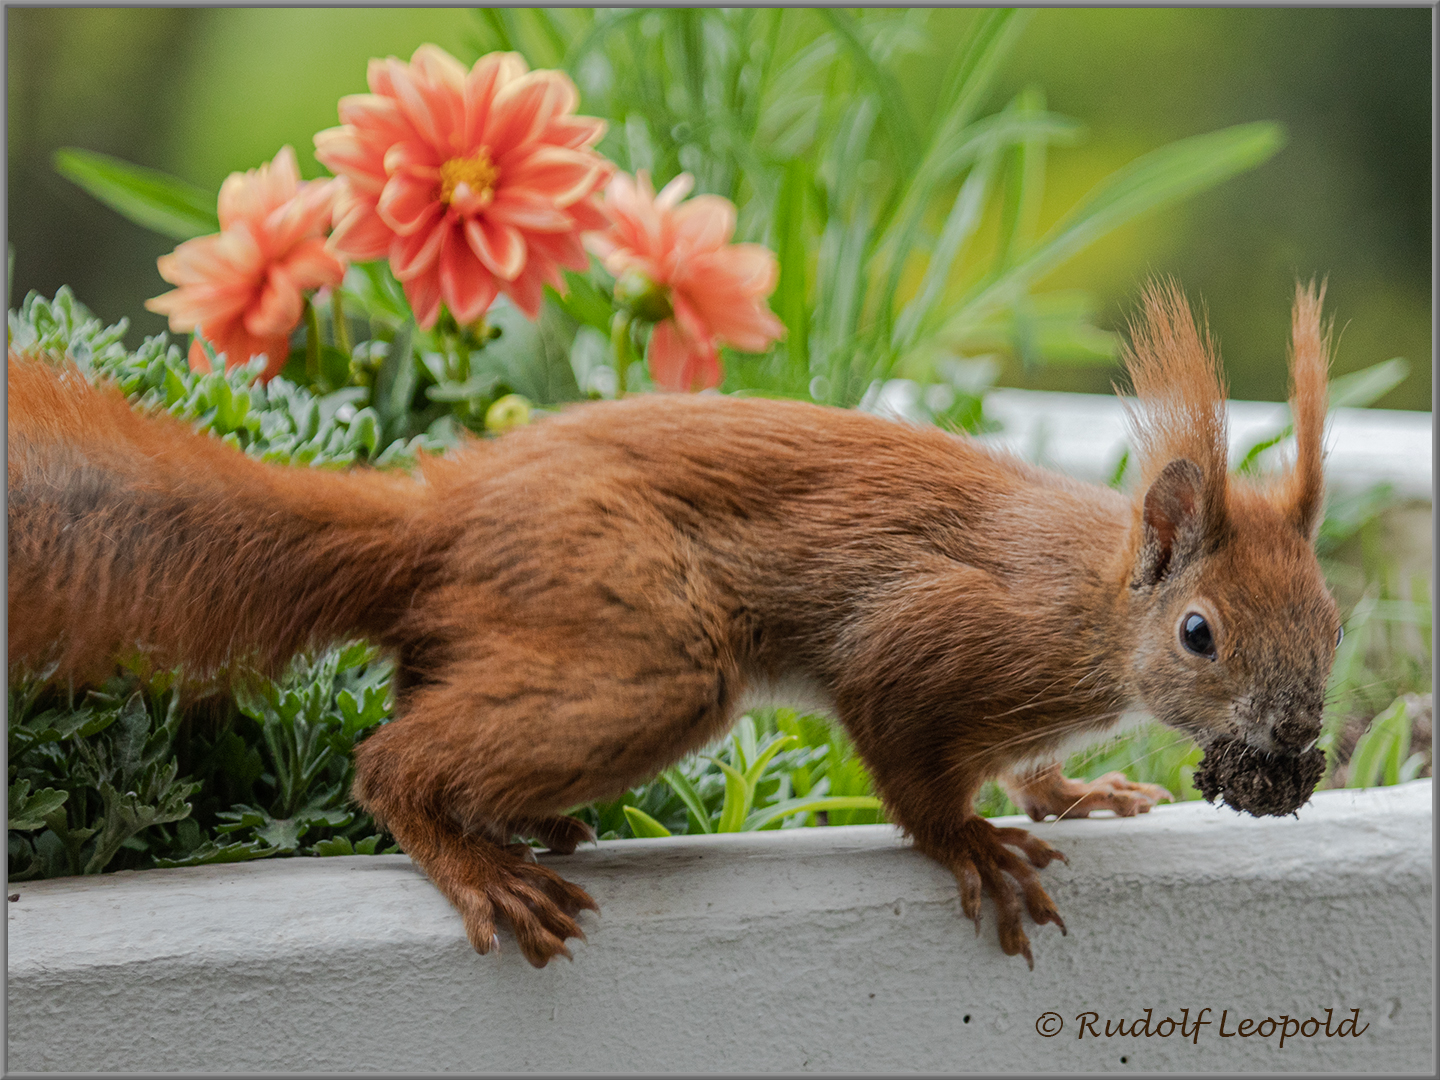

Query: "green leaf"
<box><xmin>774</xmin><ymin>157</ymin><xmax>810</xmax><ymax>383</ymax></box>
<box><xmin>1347</xmin><ymin>697</ymin><xmax>1410</xmax><ymax>789</ymax></box>
<box><xmin>347</xmin><ymin>407</ymin><xmax>381</xmax><ymax>457</ymax></box>
<box><xmin>622</xmin><ymin>805</ymin><xmax>673</xmax><ymax>838</ymax></box>
<box><xmin>661</xmin><ymin>767</ymin><xmax>713</xmax><ymax>834</ymax></box>
<box><xmin>1235</xmin><ymin>424</ymin><xmax>1294</xmax><ymax>476</ymax></box>
<box><xmin>313</xmin><ymin>836</ymin><xmax>355</xmax><ymax>857</ymax></box>
<box><xmin>1327</xmin><ymin>357</ymin><xmax>1409</xmax><ymax>409</ymax></box>
<box><xmin>818</xmin><ymin>9</ymin><xmax>921</xmax><ymax>172</ymax></box>
<box><xmin>152</xmin><ymin>838</ymin><xmax>275</xmax><ymax>867</ymax></box>
<box><xmin>950</xmin><ymin>122</ymin><xmax>1285</xmax><ymax>336</ymax></box>
<box><xmin>8</xmin><ymin>781</ymin><xmax>68</xmax><ymax>832</ymax></box>
<box><xmin>54</xmin><ymin>148</ymin><xmax>219</xmax><ymax>241</ymax></box>
<box><xmin>742</xmin><ymin>733</ymin><xmax>798</xmax><ymax>789</ymax></box>
<box><xmin>709</xmin><ymin>757</ymin><xmax>752</xmax><ymax>833</ymax></box>
<box><xmin>1398</xmin><ymin>752</ymin><xmax>1427</xmax><ymax>785</ymax></box>
<box><xmin>933</xmin><ymin>8</ymin><xmax>1030</xmax><ymax>147</ymax></box>
<box><xmin>743</xmin><ymin>795</ymin><xmax>885</xmax><ymax>832</ymax></box>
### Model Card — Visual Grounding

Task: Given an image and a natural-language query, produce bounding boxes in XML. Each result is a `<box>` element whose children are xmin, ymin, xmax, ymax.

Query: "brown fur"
<box><xmin>7</xmin><ymin>283</ymin><xmax>1340</xmax><ymax>969</ymax></box>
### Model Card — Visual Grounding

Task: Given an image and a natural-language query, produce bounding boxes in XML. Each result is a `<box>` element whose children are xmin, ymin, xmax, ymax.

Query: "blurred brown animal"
<box><xmin>7</xmin><ymin>281</ymin><xmax>1340</xmax><ymax>968</ymax></box>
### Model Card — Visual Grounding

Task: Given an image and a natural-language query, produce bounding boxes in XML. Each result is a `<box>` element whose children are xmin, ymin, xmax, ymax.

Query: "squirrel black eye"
<box><xmin>1180</xmin><ymin>612</ymin><xmax>1217</xmax><ymax>659</ymax></box>
<box><xmin>1336</xmin><ymin>625</ymin><xmax>1345</xmax><ymax>647</ymax></box>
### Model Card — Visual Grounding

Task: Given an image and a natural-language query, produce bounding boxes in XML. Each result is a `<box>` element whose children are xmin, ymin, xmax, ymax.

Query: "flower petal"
<box><xmin>527</xmin><ymin>230</ymin><xmax>589</xmax><ymax>275</ymax></box>
<box><xmin>438</xmin><ymin>226</ymin><xmax>499</xmax><ymax>324</ymax></box>
<box><xmin>218</xmin><ymin>147</ymin><xmax>301</xmax><ymax>231</ymax></box>
<box><xmin>463</xmin><ymin>51</ymin><xmax>528</xmax><ymax>149</ymax></box>
<box><xmin>244</xmin><ymin>264</ymin><xmax>303</xmax><ymax>337</ymax></box>
<box><xmin>278</xmin><ymin>237</ymin><xmax>347</xmax><ymax>292</ymax></box>
<box><xmin>314</xmin><ymin>128</ymin><xmax>387</xmax><ymax>196</ymax></box>
<box><xmin>464</xmin><ymin>217</ymin><xmax>526</xmax><ymax>281</ymax></box>
<box><xmin>389</xmin><ymin>208</ymin><xmax>446</xmax><ymax>280</ymax></box>
<box><xmin>647</xmin><ymin>317</ymin><xmax>721</xmax><ymax>392</ymax></box>
<box><xmin>330</xmin><ymin>196</ymin><xmax>393</xmax><ymax>262</ymax></box>
<box><xmin>671</xmin><ymin>194</ymin><xmax>736</xmax><ymax>256</ymax></box>
<box><xmin>195</xmin><ymin>321</ymin><xmax>291</xmax><ymax>380</ymax></box>
<box><xmin>336</xmin><ymin>93</ymin><xmax>414</xmax><ymax>147</ymax></box>
<box><xmin>497</xmin><ymin>260</ymin><xmax>546</xmax><ymax>319</ymax></box>
<box><xmin>402</xmin><ymin>267</ymin><xmax>443</xmax><ymax>330</ymax></box>
<box><xmin>655</xmin><ymin>172</ymin><xmax>695</xmax><ymax>210</ymax></box>
<box><xmin>540</xmin><ymin>113</ymin><xmax>606</xmax><ymax>150</ymax></box>
<box><xmin>566</xmin><ymin>194</ymin><xmax>610</xmax><ymax>233</ymax></box>
<box><xmin>485</xmin><ymin>188</ymin><xmax>574</xmax><ymax>232</ymax></box>
<box><xmin>388</xmin><ymin>50</ymin><xmax>465</xmax><ymax>157</ymax></box>
<box><xmin>377</xmin><ymin>174</ymin><xmax>441</xmax><ymax>237</ymax></box>
<box><xmin>502</xmin><ymin>145</ymin><xmax>609</xmax><ymax>207</ymax></box>
<box><xmin>484</xmin><ymin>70</ymin><xmax>578</xmax><ymax>159</ymax></box>
<box><xmin>264</xmin><ymin>179</ymin><xmax>338</xmax><ymax>254</ymax></box>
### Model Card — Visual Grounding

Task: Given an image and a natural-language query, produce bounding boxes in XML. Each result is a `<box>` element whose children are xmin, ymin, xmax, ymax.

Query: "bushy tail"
<box><xmin>7</xmin><ymin>355</ymin><xmax>448</xmax><ymax>684</ymax></box>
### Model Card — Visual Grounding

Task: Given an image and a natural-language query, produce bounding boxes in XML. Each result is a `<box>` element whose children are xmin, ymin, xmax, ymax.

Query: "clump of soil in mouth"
<box><xmin>1193</xmin><ymin>737</ymin><xmax>1326</xmax><ymax>816</ymax></box>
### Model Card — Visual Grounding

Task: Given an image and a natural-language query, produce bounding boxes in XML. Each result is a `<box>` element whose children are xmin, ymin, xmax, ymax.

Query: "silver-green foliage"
<box><xmin>7</xmin><ymin>287</ymin><xmax>444</xmax><ymax>469</ymax></box>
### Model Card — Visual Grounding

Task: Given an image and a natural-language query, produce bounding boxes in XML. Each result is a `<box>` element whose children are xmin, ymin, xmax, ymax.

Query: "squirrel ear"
<box><xmin>1135</xmin><ymin>459</ymin><xmax>1207</xmax><ymax>587</ymax></box>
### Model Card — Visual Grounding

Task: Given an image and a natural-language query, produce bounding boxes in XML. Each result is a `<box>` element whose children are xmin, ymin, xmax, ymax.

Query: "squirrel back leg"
<box><xmin>353</xmin><ymin>614</ymin><xmax>738</xmax><ymax>966</ymax></box>
<box><xmin>1002</xmin><ymin>762</ymin><xmax>1173</xmax><ymax>822</ymax></box>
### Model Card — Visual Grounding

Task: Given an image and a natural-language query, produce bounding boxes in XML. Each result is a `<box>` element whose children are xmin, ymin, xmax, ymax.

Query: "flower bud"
<box><xmin>613</xmin><ymin>267</ymin><xmax>674</xmax><ymax>324</ymax></box>
<box><xmin>485</xmin><ymin>393</ymin><xmax>533</xmax><ymax>434</ymax></box>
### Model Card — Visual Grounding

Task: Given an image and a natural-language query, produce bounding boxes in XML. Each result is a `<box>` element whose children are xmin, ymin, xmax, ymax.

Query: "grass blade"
<box><xmin>1327</xmin><ymin>357</ymin><xmax>1409</xmax><ymax>409</ymax></box>
<box><xmin>1346</xmin><ymin>696</ymin><xmax>1408</xmax><ymax>788</ymax></box>
<box><xmin>622</xmin><ymin>805</ymin><xmax>673</xmax><ymax>838</ymax></box>
<box><xmin>743</xmin><ymin>734</ymin><xmax>798</xmax><ymax>789</ymax></box>
<box><xmin>818</xmin><ymin>9</ymin><xmax>921</xmax><ymax>172</ymax></box>
<box><xmin>744</xmin><ymin>795</ymin><xmax>885</xmax><ymax>832</ymax></box>
<box><xmin>893</xmin><ymin>140</ymin><xmax>1001</xmax><ymax>354</ymax></box>
<box><xmin>949</xmin><ymin>122</ymin><xmax>1285</xmax><ymax>335</ymax></box>
<box><xmin>934</xmin><ymin>8</ymin><xmax>1030</xmax><ymax>145</ymax></box>
<box><xmin>661</xmin><ymin>767</ymin><xmax>713</xmax><ymax>834</ymax></box>
<box><xmin>775</xmin><ymin>157</ymin><xmax>811</xmax><ymax>383</ymax></box>
<box><xmin>709</xmin><ymin>757</ymin><xmax>752</xmax><ymax>833</ymax></box>
<box><xmin>54</xmin><ymin>148</ymin><xmax>219</xmax><ymax>241</ymax></box>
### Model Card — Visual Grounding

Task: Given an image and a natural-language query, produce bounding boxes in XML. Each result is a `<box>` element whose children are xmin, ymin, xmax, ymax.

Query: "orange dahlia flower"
<box><xmin>587</xmin><ymin>171</ymin><xmax>784</xmax><ymax>392</ymax></box>
<box><xmin>314</xmin><ymin>45</ymin><xmax>612</xmax><ymax>329</ymax></box>
<box><xmin>146</xmin><ymin>146</ymin><xmax>346</xmax><ymax>381</ymax></box>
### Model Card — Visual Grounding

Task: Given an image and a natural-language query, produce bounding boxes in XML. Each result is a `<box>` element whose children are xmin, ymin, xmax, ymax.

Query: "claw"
<box><xmin>942</xmin><ymin>817</ymin><xmax>1068</xmax><ymax>968</ymax></box>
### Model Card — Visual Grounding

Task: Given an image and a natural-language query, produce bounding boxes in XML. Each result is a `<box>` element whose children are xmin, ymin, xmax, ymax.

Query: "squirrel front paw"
<box><xmin>1008</xmin><ymin>764</ymin><xmax>1173</xmax><ymax>822</ymax></box>
<box><xmin>942</xmin><ymin>817</ymin><xmax>1068</xmax><ymax>970</ymax></box>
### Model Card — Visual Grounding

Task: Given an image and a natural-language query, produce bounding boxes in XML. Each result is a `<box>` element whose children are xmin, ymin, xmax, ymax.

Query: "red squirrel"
<box><xmin>8</xmin><ymin>281</ymin><xmax>1340</xmax><ymax>968</ymax></box>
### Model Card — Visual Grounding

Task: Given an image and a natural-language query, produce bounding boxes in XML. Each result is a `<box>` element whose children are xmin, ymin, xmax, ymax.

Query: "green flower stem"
<box><xmin>611</xmin><ymin>311</ymin><xmax>633</xmax><ymax>398</ymax></box>
<box><xmin>331</xmin><ymin>289</ymin><xmax>350</xmax><ymax>356</ymax></box>
<box><xmin>304</xmin><ymin>299</ymin><xmax>321</xmax><ymax>382</ymax></box>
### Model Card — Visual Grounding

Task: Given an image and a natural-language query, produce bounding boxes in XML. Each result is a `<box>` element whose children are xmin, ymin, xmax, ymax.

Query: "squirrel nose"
<box><xmin>1268</xmin><ymin>709</ymin><xmax>1322</xmax><ymax>752</ymax></box>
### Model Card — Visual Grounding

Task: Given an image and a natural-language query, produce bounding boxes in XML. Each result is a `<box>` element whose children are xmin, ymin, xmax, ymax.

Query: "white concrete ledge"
<box><xmin>876</xmin><ymin>385</ymin><xmax>1431</xmax><ymax>498</ymax></box>
<box><xmin>7</xmin><ymin>781</ymin><xmax>1432</xmax><ymax>1073</ymax></box>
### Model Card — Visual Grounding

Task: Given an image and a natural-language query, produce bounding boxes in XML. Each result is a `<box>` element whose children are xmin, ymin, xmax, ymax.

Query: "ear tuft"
<box><xmin>1135</xmin><ymin>459</ymin><xmax>1205</xmax><ymax>587</ymax></box>
<box><xmin>1283</xmin><ymin>280</ymin><xmax>1330</xmax><ymax>539</ymax></box>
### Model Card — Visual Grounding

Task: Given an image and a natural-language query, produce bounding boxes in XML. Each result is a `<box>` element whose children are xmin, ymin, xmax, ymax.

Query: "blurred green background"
<box><xmin>7</xmin><ymin>7</ymin><xmax>1431</xmax><ymax>409</ymax></box>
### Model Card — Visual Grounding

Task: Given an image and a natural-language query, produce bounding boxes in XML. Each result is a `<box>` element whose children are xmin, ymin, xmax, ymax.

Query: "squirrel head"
<box><xmin>1119</xmin><ymin>280</ymin><xmax>1341</xmax><ymax>763</ymax></box>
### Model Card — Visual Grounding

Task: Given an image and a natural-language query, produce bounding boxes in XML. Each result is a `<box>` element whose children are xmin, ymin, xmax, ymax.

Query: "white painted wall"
<box><xmin>8</xmin><ymin>781</ymin><xmax>1432</xmax><ymax>1073</ymax></box>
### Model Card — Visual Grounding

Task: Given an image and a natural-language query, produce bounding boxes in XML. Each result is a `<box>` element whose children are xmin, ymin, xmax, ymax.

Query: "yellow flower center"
<box><xmin>439</xmin><ymin>149</ymin><xmax>499</xmax><ymax>205</ymax></box>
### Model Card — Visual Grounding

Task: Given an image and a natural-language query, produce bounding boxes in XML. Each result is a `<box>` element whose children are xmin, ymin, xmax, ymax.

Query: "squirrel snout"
<box><xmin>1241</xmin><ymin>704</ymin><xmax>1322</xmax><ymax>754</ymax></box>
